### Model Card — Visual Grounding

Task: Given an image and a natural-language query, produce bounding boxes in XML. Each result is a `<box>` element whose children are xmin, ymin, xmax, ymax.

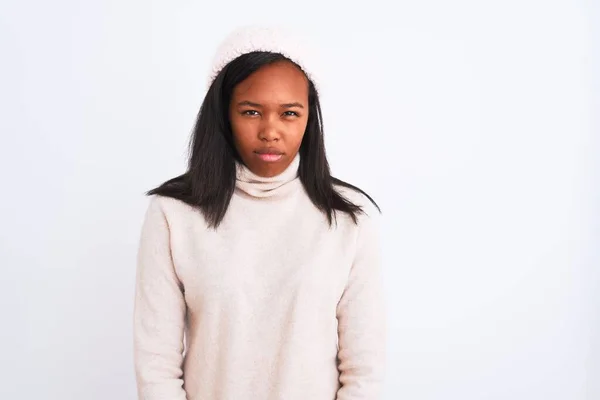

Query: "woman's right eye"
<box><xmin>242</xmin><ymin>110</ymin><xmax>259</xmax><ymax>116</ymax></box>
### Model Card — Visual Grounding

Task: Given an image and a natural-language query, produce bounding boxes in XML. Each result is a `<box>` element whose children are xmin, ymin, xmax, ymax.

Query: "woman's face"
<box><xmin>229</xmin><ymin>60</ymin><xmax>309</xmax><ymax>178</ymax></box>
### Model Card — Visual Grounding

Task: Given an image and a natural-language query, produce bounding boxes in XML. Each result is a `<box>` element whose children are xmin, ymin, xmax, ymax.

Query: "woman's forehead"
<box><xmin>232</xmin><ymin>62</ymin><xmax>309</xmax><ymax>102</ymax></box>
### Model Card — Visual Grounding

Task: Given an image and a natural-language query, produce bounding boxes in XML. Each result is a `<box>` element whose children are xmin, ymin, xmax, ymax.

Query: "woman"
<box><xmin>133</xmin><ymin>26</ymin><xmax>386</xmax><ymax>400</ymax></box>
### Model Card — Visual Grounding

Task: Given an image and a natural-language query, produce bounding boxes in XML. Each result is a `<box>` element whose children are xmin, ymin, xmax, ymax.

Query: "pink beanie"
<box><xmin>207</xmin><ymin>25</ymin><xmax>321</xmax><ymax>91</ymax></box>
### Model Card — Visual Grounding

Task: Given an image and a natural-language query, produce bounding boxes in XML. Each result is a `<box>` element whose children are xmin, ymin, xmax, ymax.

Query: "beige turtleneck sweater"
<box><xmin>133</xmin><ymin>154</ymin><xmax>386</xmax><ymax>400</ymax></box>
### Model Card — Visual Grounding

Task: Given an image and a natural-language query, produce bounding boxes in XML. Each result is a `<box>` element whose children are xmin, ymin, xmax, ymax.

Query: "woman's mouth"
<box><xmin>257</xmin><ymin>154</ymin><xmax>283</xmax><ymax>162</ymax></box>
<box><xmin>255</xmin><ymin>148</ymin><xmax>284</xmax><ymax>162</ymax></box>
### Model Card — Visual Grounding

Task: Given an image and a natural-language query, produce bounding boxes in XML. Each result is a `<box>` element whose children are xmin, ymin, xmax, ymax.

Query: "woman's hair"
<box><xmin>147</xmin><ymin>51</ymin><xmax>380</xmax><ymax>228</ymax></box>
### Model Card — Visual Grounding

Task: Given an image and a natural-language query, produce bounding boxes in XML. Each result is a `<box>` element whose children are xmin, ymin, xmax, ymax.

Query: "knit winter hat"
<box><xmin>207</xmin><ymin>25</ymin><xmax>321</xmax><ymax>92</ymax></box>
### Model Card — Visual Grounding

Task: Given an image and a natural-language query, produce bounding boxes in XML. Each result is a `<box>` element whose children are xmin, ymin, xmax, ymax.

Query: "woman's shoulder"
<box><xmin>333</xmin><ymin>182</ymin><xmax>381</xmax><ymax>223</ymax></box>
<box><xmin>144</xmin><ymin>194</ymin><xmax>201</xmax><ymax>223</ymax></box>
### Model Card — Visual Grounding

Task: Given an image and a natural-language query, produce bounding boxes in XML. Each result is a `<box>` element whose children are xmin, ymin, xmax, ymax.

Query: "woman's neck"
<box><xmin>235</xmin><ymin>153</ymin><xmax>301</xmax><ymax>199</ymax></box>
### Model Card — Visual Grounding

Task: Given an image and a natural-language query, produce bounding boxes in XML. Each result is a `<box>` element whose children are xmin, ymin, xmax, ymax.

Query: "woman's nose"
<box><xmin>258</xmin><ymin>116</ymin><xmax>281</xmax><ymax>142</ymax></box>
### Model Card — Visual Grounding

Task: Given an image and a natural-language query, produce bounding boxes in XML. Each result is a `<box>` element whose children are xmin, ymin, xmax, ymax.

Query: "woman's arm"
<box><xmin>336</xmin><ymin>205</ymin><xmax>387</xmax><ymax>399</ymax></box>
<box><xmin>133</xmin><ymin>197</ymin><xmax>187</xmax><ymax>400</ymax></box>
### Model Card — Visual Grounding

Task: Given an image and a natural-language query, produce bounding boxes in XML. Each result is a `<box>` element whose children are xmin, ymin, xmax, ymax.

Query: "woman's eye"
<box><xmin>283</xmin><ymin>111</ymin><xmax>299</xmax><ymax>117</ymax></box>
<box><xmin>242</xmin><ymin>110</ymin><xmax>259</xmax><ymax>116</ymax></box>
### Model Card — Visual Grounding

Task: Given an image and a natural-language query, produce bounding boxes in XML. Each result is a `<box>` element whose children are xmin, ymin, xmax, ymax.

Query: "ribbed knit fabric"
<box><xmin>133</xmin><ymin>155</ymin><xmax>386</xmax><ymax>400</ymax></box>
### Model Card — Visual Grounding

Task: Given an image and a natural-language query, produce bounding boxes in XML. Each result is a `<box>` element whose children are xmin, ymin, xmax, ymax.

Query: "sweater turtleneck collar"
<box><xmin>235</xmin><ymin>153</ymin><xmax>301</xmax><ymax>199</ymax></box>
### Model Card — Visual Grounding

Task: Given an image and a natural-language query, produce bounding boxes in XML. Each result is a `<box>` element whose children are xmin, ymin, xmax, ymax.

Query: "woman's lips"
<box><xmin>256</xmin><ymin>153</ymin><xmax>283</xmax><ymax>162</ymax></box>
<box><xmin>255</xmin><ymin>148</ymin><xmax>283</xmax><ymax>162</ymax></box>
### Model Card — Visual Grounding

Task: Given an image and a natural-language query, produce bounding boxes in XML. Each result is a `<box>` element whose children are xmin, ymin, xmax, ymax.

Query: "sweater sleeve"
<box><xmin>133</xmin><ymin>197</ymin><xmax>188</xmax><ymax>400</ymax></box>
<box><xmin>335</xmin><ymin>205</ymin><xmax>386</xmax><ymax>400</ymax></box>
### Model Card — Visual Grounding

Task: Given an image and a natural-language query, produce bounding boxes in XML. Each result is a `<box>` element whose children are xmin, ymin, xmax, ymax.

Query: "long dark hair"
<box><xmin>147</xmin><ymin>51</ymin><xmax>380</xmax><ymax>228</ymax></box>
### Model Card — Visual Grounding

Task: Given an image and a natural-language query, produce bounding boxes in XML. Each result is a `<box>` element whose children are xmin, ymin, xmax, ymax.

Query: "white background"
<box><xmin>1</xmin><ymin>1</ymin><xmax>598</xmax><ymax>399</ymax></box>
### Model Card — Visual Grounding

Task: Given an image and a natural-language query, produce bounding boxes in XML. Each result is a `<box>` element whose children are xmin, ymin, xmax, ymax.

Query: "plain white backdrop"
<box><xmin>1</xmin><ymin>1</ymin><xmax>597</xmax><ymax>399</ymax></box>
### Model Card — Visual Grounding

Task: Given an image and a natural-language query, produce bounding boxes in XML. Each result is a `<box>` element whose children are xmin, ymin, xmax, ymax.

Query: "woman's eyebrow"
<box><xmin>237</xmin><ymin>101</ymin><xmax>305</xmax><ymax>109</ymax></box>
<box><xmin>237</xmin><ymin>100</ymin><xmax>262</xmax><ymax>108</ymax></box>
<box><xmin>281</xmin><ymin>102</ymin><xmax>304</xmax><ymax>109</ymax></box>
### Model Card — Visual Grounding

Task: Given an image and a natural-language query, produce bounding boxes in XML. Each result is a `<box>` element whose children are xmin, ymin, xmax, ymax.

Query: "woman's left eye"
<box><xmin>283</xmin><ymin>111</ymin><xmax>298</xmax><ymax>117</ymax></box>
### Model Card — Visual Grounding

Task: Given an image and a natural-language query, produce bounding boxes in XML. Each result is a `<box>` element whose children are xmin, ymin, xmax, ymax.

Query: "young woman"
<box><xmin>133</xmin><ymin>26</ymin><xmax>386</xmax><ymax>400</ymax></box>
